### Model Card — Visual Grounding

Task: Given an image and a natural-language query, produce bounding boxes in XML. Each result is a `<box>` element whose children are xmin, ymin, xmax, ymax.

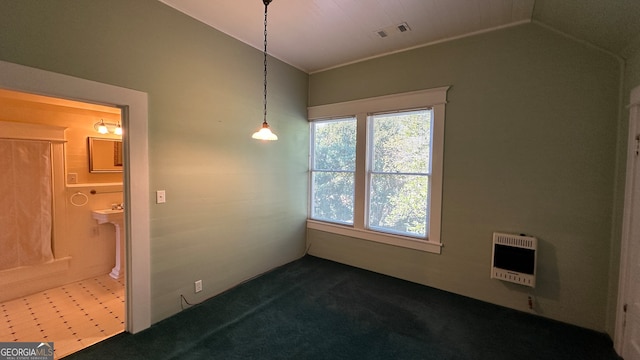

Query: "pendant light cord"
<box><xmin>251</xmin><ymin>0</ymin><xmax>277</xmax><ymax>140</ymax></box>
<box><xmin>263</xmin><ymin>0</ymin><xmax>271</xmax><ymax>125</ymax></box>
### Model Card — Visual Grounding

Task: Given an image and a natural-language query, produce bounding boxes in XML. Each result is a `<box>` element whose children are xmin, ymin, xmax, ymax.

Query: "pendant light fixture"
<box><xmin>252</xmin><ymin>0</ymin><xmax>278</xmax><ymax>141</ymax></box>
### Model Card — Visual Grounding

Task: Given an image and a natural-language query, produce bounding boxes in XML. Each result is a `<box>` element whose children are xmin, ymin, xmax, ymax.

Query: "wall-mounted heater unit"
<box><xmin>491</xmin><ymin>232</ymin><xmax>537</xmax><ymax>287</ymax></box>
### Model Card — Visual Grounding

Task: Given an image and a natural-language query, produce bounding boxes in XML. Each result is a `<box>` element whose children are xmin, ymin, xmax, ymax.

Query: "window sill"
<box><xmin>306</xmin><ymin>219</ymin><xmax>442</xmax><ymax>254</ymax></box>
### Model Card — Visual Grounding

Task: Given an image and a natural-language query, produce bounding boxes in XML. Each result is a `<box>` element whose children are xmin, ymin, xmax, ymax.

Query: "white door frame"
<box><xmin>0</xmin><ymin>60</ymin><xmax>151</xmax><ymax>333</ymax></box>
<box><xmin>615</xmin><ymin>84</ymin><xmax>640</xmax><ymax>353</ymax></box>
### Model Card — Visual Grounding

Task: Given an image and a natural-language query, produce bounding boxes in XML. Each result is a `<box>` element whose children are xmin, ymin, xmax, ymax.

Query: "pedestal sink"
<box><xmin>92</xmin><ymin>209</ymin><xmax>124</xmax><ymax>280</ymax></box>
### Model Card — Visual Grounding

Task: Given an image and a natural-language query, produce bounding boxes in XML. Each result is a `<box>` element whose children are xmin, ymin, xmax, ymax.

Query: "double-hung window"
<box><xmin>310</xmin><ymin>117</ymin><xmax>357</xmax><ymax>225</ymax></box>
<box><xmin>308</xmin><ymin>87</ymin><xmax>448</xmax><ymax>253</ymax></box>
<box><xmin>367</xmin><ymin>109</ymin><xmax>432</xmax><ymax>237</ymax></box>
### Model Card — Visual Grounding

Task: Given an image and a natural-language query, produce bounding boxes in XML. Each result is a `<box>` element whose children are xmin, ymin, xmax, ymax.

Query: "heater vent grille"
<box><xmin>494</xmin><ymin>233</ymin><xmax>536</xmax><ymax>249</ymax></box>
<box><xmin>491</xmin><ymin>232</ymin><xmax>537</xmax><ymax>287</ymax></box>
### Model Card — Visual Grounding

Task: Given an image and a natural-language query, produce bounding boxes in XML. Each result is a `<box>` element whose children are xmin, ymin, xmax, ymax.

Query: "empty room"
<box><xmin>1</xmin><ymin>0</ymin><xmax>640</xmax><ymax>359</ymax></box>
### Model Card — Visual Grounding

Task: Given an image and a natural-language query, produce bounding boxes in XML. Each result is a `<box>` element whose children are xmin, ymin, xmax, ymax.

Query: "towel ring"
<box><xmin>70</xmin><ymin>192</ymin><xmax>89</xmax><ymax>207</ymax></box>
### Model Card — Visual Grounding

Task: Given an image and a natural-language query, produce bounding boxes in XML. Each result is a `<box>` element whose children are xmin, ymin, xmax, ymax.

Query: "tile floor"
<box><xmin>0</xmin><ymin>274</ymin><xmax>124</xmax><ymax>359</ymax></box>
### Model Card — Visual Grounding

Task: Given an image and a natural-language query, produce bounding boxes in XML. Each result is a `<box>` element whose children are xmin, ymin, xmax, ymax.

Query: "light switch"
<box><xmin>156</xmin><ymin>190</ymin><xmax>166</xmax><ymax>204</ymax></box>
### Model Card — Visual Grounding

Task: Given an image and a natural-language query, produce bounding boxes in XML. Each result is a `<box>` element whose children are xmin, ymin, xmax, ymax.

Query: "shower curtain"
<box><xmin>0</xmin><ymin>139</ymin><xmax>54</xmax><ymax>271</ymax></box>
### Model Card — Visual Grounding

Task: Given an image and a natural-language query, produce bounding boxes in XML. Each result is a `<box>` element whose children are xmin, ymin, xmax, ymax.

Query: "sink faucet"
<box><xmin>111</xmin><ymin>203</ymin><xmax>124</xmax><ymax>210</ymax></box>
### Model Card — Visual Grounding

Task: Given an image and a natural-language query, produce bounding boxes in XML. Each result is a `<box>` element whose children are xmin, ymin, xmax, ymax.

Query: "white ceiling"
<box><xmin>159</xmin><ymin>0</ymin><xmax>640</xmax><ymax>73</ymax></box>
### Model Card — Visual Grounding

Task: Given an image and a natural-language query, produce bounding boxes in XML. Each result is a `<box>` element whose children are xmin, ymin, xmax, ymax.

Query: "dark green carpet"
<box><xmin>66</xmin><ymin>256</ymin><xmax>620</xmax><ymax>359</ymax></box>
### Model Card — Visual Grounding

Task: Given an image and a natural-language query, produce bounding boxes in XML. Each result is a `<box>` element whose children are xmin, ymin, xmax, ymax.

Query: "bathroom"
<box><xmin>0</xmin><ymin>88</ymin><xmax>126</xmax><ymax>357</ymax></box>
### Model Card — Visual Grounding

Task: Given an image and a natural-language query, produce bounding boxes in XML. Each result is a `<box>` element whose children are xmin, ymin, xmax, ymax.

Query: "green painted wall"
<box><xmin>309</xmin><ymin>24</ymin><xmax>621</xmax><ymax>332</ymax></box>
<box><xmin>0</xmin><ymin>0</ymin><xmax>309</xmax><ymax>323</ymax></box>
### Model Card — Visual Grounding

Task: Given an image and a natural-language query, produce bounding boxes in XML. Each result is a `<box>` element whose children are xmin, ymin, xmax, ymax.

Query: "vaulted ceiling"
<box><xmin>159</xmin><ymin>0</ymin><xmax>640</xmax><ymax>73</ymax></box>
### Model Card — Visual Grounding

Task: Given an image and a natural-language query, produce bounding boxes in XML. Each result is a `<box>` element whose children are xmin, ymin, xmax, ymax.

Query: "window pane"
<box><xmin>312</xmin><ymin>119</ymin><xmax>356</xmax><ymax>171</ymax></box>
<box><xmin>368</xmin><ymin>174</ymin><xmax>428</xmax><ymax>237</ymax></box>
<box><xmin>371</xmin><ymin>110</ymin><xmax>431</xmax><ymax>174</ymax></box>
<box><xmin>312</xmin><ymin>171</ymin><xmax>354</xmax><ymax>224</ymax></box>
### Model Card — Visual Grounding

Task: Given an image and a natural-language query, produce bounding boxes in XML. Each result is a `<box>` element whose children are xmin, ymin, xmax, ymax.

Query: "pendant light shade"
<box><xmin>252</xmin><ymin>0</ymin><xmax>278</xmax><ymax>141</ymax></box>
<box><xmin>252</xmin><ymin>121</ymin><xmax>278</xmax><ymax>140</ymax></box>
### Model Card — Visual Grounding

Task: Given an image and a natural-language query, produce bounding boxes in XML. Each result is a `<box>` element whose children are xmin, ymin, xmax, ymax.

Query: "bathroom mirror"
<box><xmin>88</xmin><ymin>137</ymin><xmax>123</xmax><ymax>173</ymax></box>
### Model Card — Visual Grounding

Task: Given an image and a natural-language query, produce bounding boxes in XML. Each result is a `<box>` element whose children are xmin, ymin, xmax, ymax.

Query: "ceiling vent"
<box><xmin>375</xmin><ymin>22</ymin><xmax>412</xmax><ymax>39</ymax></box>
<box><xmin>397</xmin><ymin>22</ymin><xmax>411</xmax><ymax>33</ymax></box>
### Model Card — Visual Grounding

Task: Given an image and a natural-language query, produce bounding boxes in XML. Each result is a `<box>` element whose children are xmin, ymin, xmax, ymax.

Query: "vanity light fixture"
<box><xmin>94</xmin><ymin>119</ymin><xmax>123</xmax><ymax>136</ymax></box>
<box><xmin>251</xmin><ymin>0</ymin><xmax>278</xmax><ymax>141</ymax></box>
<box><xmin>96</xmin><ymin>119</ymin><xmax>108</xmax><ymax>134</ymax></box>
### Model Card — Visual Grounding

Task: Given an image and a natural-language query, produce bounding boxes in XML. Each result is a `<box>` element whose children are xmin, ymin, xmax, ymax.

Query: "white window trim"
<box><xmin>308</xmin><ymin>87</ymin><xmax>449</xmax><ymax>254</ymax></box>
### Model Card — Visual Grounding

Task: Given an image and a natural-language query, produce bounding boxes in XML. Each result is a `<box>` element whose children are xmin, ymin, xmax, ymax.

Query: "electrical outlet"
<box><xmin>156</xmin><ymin>190</ymin><xmax>166</xmax><ymax>204</ymax></box>
<box><xmin>195</xmin><ymin>280</ymin><xmax>202</xmax><ymax>293</ymax></box>
<box><xmin>67</xmin><ymin>173</ymin><xmax>78</xmax><ymax>184</ymax></box>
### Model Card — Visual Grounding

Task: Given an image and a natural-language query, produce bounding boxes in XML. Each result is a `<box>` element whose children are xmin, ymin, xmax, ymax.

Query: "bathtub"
<box><xmin>0</xmin><ymin>257</ymin><xmax>72</xmax><ymax>303</ymax></box>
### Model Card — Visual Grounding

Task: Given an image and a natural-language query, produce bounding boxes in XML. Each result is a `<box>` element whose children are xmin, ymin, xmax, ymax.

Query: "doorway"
<box><xmin>616</xmin><ymin>84</ymin><xmax>640</xmax><ymax>360</ymax></box>
<box><xmin>0</xmin><ymin>90</ymin><xmax>127</xmax><ymax>357</ymax></box>
<box><xmin>0</xmin><ymin>60</ymin><xmax>151</xmax><ymax>334</ymax></box>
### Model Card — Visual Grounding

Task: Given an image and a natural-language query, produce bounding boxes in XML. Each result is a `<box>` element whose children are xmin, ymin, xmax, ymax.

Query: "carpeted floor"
<box><xmin>65</xmin><ymin>255</ymin><xmax>621</xmax><ymax>359</ymax></box>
